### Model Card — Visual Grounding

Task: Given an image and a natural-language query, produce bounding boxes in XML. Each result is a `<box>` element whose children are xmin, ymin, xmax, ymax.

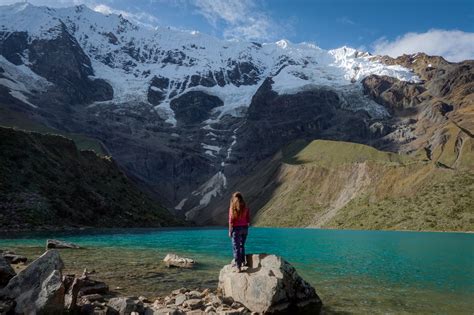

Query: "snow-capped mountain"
<box><xmin>0</xmin><ymin>2</ymin><xmax>422</xmax><ymax>223</ymax></box>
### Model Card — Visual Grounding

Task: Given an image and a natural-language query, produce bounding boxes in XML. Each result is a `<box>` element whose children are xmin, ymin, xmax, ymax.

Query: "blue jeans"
<box><xmin>231</xmin><ymin>226</ymin><xmax>248</xmax><ymax>268</ymax></box>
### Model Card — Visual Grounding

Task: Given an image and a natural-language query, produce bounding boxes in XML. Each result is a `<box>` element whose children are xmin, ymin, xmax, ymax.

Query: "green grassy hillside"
<box><xmin>253</xmin><ymin>139</ymin><xmax>474</xmax><ymax>231</ymax></box>
<box><xmin>0</xmin><ymin>127</ymin><xmax>181</xmax><ymax>230</ymax></box>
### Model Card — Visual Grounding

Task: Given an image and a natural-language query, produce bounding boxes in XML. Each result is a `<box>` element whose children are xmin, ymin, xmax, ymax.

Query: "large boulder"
<box><xmin>163</xmin><ymin>254</ymin><xmax>195</xmax><ymax>268</ymax></box>
<box><xmin>0</xmin><ymin>256</ymin><xmax>15</xmax><ymax>287</ymax></box>
<box><xmin>46</xmin><ymin>239</ymin><xmax>81</xmax><ymax>249</ymax></box>
<box><xmin>0</xmin><ymin>249</ymin><xmax>65</xmax><ymax>314</ymax></box>
<box><xmin>218</xmin><ymin>254</ymin><xmax>322</xmax><ymax>314</ymax></box>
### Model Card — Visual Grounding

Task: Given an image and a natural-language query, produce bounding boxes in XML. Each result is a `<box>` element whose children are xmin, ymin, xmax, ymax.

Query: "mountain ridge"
<box><xmin>0</xmin><ymin>2</ymin><xmax>472</xmax><ymax>229</ymax></box>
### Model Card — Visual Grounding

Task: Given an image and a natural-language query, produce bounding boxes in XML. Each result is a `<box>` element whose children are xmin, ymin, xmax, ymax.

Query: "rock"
<box><xmin>149</xmin><ymin>307</ymin><xmax>184</xmax><ymax>315</ymax></box>
<box><xmin>170</xmin><ymin>91</ymin><xmax>223</xmax><ymax>126</ymax></box>
<box><xmin>187</xmin><ymin>290</ymin><xmax>202</xmax><ymax>299</ymax></box>
<box><xmin>183</xmin><ymin>298</ymin><xmax>202</xmax><ymax>310</ymax></box>
<box><xmin>139</xmin><ymin>295</ymin><xmax>151</xmax><ymax>303</ymax></box>
<box><xmin>2</xmin><ymin>253</ymin><xmax>27</xmax><ymax>264</ymax></box>
<box><xmin>204</xmin><ymin>306</ymin><xmax>215</xmax><ymax>313</ymax></box>
<box><xmin>361</xmin><ymin>74</ymin><xmax>424</xmax><ymax>113</ymax></box>
<box><xmin>230</xmin><ymin>302</ymin><xmax>244</xmax><ymax>309</ymax></box>
<box><xmin>175</xmin><ymin>293</ymin><xmax>187</xmax><ymax>306</ymax></box>
<box><xmin>81</xmin><ymin>293</ymin><xmax>104</xmax><ymax>303</ymax></box>
<box><xmin>172</xmin><ymin>288</ymin><xmax>187</xmax><ymax>295</ymax></box>
<box><xmin>79</xmin><ymin>281</ymin><xmax>109</xmax><ymax>296</ymax></box>
<box><xmin>64</xmin><ymin>277</ymin><xmax>82</xmax><ymax>310</ymax></box>
<box><xmin>108</xmin><ymin>297</ymin><xmax>144</xmax><ymax>315</ymax></box>
<box><xmin>218</xmin><ymin>254</ymin><xmax>322</xmax><ymax>314</ymax></box>
<box><xmin>35</xmin><ymin>269</ymin><xmax>66</xmax><ymax>313</ymax></box>
<box><xmin>163</xmin><ymin>254</ymin><xmax>195</xmax><ymax>269</ymax></box>
<box><xmin>46</xmin><ymin>239</ymin><xmax>81</xmax><ymax>249</ymax></box>
<box><xmin>0</xmin><ymin>256</ymin><xmax>15</xmax><ymax>287</ymax></box>
<box><xmin>64</xmin><ymin>274</ymin><xmax>94</xmax><ymax>310</ymax></box>
<box><xmin>207</xmin><ymin>294</ymin><xmax>222</xmax><ymax>307</ymax></box>
<box><xmin>0</xmin><ymin>298</ymin><xmax>15</xmax><ymax>314</ymax></box>
<box><xmin>1</xmin><ymin>249</ymin><xmax>65</xmax><ymax>314</ymax></box>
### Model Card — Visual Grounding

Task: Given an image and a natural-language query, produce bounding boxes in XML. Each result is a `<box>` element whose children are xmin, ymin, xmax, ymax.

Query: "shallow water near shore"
<box><xmin>1</xmin><ymin>227</ymin><xmax>473</xmax><ymax>314</ymax></box>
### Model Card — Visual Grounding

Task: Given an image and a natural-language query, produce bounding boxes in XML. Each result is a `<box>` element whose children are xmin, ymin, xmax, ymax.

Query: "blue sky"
<box><xmin>1</xmin><ymin>0</ymin><xmax>473</xmax><ymax>61</ymax></box>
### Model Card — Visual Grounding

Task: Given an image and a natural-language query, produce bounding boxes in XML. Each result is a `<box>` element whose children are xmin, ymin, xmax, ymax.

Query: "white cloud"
<box><xmin>193</xmin><ymin>0</ymin><xmax>249</xmax><ymax>25</ymax></box>
<box><xmin>192</xmin><ymin>0</ymin><xmax>276</xmax><ymax>41</ymax></box>
<box><xmin>222</xmin><ymin>15</ymin><xmax>274</xmax><ymax>41</ymax></box>
<box><xmin>372</xmin><ymin>29</ymin><xmax>474</xmax><ymax>62</ymax></box>
<box><xmin>92</xmin><ymin>4</ymin><xmax>159</xmax><ymax>26</ymax></box>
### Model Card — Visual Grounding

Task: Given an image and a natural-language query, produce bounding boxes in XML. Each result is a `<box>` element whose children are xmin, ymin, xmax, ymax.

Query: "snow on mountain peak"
<box><xmin>276</xmin><ymin>39</ymin><xmax>290</xmax><ymax>49</ymax></box>
<box><xmin>0</xmin><ymin>2</ymin><xmax>419</xmax><ymax>123</ymax></box>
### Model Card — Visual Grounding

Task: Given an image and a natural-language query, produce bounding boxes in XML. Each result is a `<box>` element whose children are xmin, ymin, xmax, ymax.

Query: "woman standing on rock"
<box><xmin>228</xmin><ymin>192</ymin><xmax>250</xmax><ymax>272</ymax></box>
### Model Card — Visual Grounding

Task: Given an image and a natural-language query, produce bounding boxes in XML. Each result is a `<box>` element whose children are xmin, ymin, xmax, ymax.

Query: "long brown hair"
<box><xmin>230</xmin><ymin>192</ymin><xmax>246</xmax><ymax>219</ymax></box>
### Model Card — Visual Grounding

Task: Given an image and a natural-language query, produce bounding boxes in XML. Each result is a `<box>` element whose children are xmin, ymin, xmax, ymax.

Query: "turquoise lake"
<box><xmin>1</xmin><ymin>227</ymin><xmax>473</xmax><ymax>314</ymax></box>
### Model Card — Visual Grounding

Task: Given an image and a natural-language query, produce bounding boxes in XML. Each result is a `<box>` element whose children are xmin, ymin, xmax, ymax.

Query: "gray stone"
<box><xmin>206</xmin><ymin>294</ymin><xmax>221</xmax><ymax>307</ymax></box>
<box><xmin>0</xmin><ymin>255</ymin><xmax>15</xmax><ymax>287</ymax></box>
<box><xmin>35</xmin><ymin>270</ymin><xmax>65</xmax><ymax>313</ymax></box>
<box><xmin>108</xmin><ymin>297</ymin><xmax>144</xmax><ymax>315</ymax></box>
<box><xmin>175</xmin><ymin>293</ymin><xmax>187</xmax><ymax>306</ymax></box>
<box><xmin>163</xmin><ymin>254</ymin><xmax>195</xmax><ymax>268</ymax></box>
<box><xmin>183</xmin><ymin>298</ymin><xmax>203</xmax><ymax>310</ymax></box>
<box><xmin>64</xmin><ymin>275</ymin><xmax>85</xmax><ymax>311</ymax></box>
<box><xmin>218</xmin><ymin>254</ymin><xmax>322</xmax><ymax>314</ymax></box>
<box><xmin>172</xmin><ymin>288</ymin><xmax>187</xmax><ymax>295</ymax></box>
<box><xmin>1</xmin><ymin>249</ymin><xmax>65</xmax><ymax>314</ymax></box>
<box><xmin>188</xmin><ymin>290</ymin><xmax>202</xmax><ymax>299</ymax></box>
<box><xmin>46</xmin><ymin>239</ymin><xmax>81</xmax><ymax>249</ymax></box>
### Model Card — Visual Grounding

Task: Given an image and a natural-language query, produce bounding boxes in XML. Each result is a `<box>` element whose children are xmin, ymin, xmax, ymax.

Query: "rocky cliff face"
<box><xmin>0</xmin><ymin>127</ymin><xmax>180</xmax><ymax>230</ymax></box>
<box><xmin>0</xmin><ymin>3</ymin><xmax>472</xmax><ymax>228</ymax></box>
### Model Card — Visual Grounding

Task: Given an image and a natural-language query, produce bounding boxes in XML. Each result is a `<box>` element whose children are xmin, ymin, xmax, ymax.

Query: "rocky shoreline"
<box><xmin>0</xmin><ymin>243</ymin><xmax>322</xmax><ymax>314</ymax></box>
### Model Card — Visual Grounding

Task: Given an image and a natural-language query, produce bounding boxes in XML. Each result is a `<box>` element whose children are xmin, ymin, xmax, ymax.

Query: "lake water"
<box><xmin>1</xmin><ymin>227</ymin><xmax>473</xmax><ymax>314</ymax></box>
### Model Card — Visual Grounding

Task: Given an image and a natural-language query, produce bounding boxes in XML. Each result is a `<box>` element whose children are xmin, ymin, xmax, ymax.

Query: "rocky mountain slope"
<box><xmin>0</xmin><ymin>3</ymin><xmax>472</xmax><ymax>230</ymax></box>
<box><xmin>0</xmin><ymin>127</ymin><xmax>180</xmax><ymax>230</ymax></box>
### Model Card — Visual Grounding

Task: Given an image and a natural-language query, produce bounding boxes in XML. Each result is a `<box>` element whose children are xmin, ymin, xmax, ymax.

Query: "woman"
<box><xmin>228</xmin><ymin>192</ymin><xmax>250</xmax><ymax>272</ymax></box>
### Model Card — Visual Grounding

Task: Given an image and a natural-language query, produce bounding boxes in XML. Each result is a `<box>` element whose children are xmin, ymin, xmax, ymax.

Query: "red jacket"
<box><xmin>229</xmin><ymin>207</ymin><xmax>250</xmax><ymax>227</ymax></box>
